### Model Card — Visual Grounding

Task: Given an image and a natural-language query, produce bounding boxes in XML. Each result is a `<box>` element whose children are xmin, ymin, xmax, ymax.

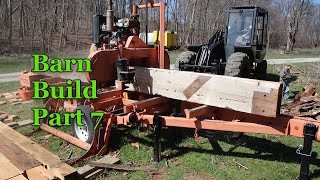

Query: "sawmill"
<box><xmin>0</xmin><ymin>0</ymin><xmax>318</xmax><ymax>179</ymax></box>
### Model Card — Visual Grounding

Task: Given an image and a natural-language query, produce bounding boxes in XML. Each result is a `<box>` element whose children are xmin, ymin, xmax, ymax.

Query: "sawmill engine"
<box><xmin>92</xmin><ymin>2</ymin><xmax>140</xmax><ymax>48</ymax></box>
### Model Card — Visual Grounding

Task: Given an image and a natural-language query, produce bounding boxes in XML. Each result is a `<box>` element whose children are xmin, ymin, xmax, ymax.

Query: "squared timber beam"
<box><xmin>126</xmin><ymin>67</ymin><xmax>282</xmax><ymax>118</ymax></box>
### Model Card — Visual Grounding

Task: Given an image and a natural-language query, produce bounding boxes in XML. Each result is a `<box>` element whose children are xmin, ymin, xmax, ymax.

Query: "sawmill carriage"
<box><xmin>18</xmin><ymin>0</ymin><xmax>319</xmax><ymax>179</ymax></box>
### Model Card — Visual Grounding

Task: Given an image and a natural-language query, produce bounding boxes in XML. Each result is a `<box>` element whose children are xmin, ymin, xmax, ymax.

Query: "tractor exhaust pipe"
<box><xmin>106</xmin><ymin>0</ymin><xmax>114</xmax><ymax>32</ymax></box>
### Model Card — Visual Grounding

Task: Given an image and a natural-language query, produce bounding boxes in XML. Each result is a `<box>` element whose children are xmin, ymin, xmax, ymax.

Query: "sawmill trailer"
<box><xmin>18</xmin><ymin>1</ymin><xmax>319</xmax><ymax>179</ymax></box>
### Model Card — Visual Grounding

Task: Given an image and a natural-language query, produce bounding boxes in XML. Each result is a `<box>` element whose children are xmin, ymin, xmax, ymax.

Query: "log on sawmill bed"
<box><xmin>126</xmin><ymin>67</ymin><xmax>282</xmax><ymax>118</ymax></box>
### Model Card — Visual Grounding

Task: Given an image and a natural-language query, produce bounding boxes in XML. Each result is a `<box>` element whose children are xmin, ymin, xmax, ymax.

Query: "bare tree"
<box><xmin>283</xmin><ymin>0</ymin><xmax>311</xmax><ymax>52</ymax></box>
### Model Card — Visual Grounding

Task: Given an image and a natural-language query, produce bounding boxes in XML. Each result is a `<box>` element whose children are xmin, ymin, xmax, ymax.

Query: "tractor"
<box><xmin>176</xmin><ymin>6</ymin><xmax>269</xmax><ymax>80</ymax></box>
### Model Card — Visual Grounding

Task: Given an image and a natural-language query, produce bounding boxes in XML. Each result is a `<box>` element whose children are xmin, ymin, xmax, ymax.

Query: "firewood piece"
<box><xmin>0</xmin><ymin>101</ymin><xmax>6</xmax><ymax>106</ymax></box>
<box><xmin>78</xmin><ymin>155</ymin><xmax>120</xmax><ymax>179</ymax></box>
<box><xmin>0</xmin><ymin>114</ymin><xmax>9</xmax><ymax>122</ymax></box>
<box><xmin>6</xmin><ymin>119</ymin><xmax>34</xmax><ymax>129</ymax></box>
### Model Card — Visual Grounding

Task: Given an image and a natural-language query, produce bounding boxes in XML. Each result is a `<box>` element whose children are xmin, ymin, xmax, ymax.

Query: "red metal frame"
<box><xmin>32</xmin><ymin>86</ymin><xmax>319</xmax><ymax>164</ymax></box>
<box><xmin>133</xmin><ymin>2</ymin><xmax>166</xmax><ymax>69</ymax></box>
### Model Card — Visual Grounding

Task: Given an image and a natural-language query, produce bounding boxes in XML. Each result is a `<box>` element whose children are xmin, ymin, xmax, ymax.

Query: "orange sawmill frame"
<box><xmin>19</xmin><ymin>1</ymin><xmax>319</xmax><ymax>179</ymax></box>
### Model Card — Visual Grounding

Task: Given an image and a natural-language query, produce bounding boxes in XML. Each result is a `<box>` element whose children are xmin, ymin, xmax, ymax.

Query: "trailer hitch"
<box><xmin>297</xmin><ymin>123</ymin><xmax>318</xmax><ymax>180</ymax></box>
<box><xmin>153</xmin><ymin>112</ymin><xmax>162</xmax><ymax>163</ymax></box>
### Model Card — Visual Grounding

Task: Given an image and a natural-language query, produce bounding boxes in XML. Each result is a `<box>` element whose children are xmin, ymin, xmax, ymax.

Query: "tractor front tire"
<box><xmin>255</xmin><ymin>60</ymin><xmax>268</xmax><ymax>80</ymax></box>
<box><xmin>175</xmin><ymin>51</ymin><xmax>197</xmax><ymax>70</ymax></box>
<box><xmin>225</xmin><ymin>52</ymin><xmax>251</xmax><ymax>78</ymax></box>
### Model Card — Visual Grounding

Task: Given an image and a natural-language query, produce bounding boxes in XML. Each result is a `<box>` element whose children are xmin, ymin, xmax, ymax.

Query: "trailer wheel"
<box><xmin>175</xmin><ymin>51</ymin><xmax>197</xmax><ymax>70</ymax></box>
<box><xmin>72</xmin><ymin>106</ymin><xmax>96</xmax><ymax>143</ymax></box>
<box><xmin>225</xmin><ymin>52</ymin><xmax>251</xmax><ymax>78</ymax></box>
<box><xmin>255</xmin><ymin>60</ymin><xmax>267</xmax><ymax>80</ymax></box>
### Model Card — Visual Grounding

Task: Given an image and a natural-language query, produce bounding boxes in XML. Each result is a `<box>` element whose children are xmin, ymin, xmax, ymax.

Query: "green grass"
<box><xmin>0</xmin><ymin>56</ymin><xmax>31</xmax><ymax>74</ymax></box>
<box><xmin>93</xmin><ymin>129</ymin><xmax>320</xmax><ymax>180</ymax></box>
<box><xmin>265</xmin><ymin>48</ymin><xmax>320</xmax><ymax>59</ymax></box>
<box><xmin>0</xmin><ymin>50</ymin><xmax>89</xmax><ymax>74</ymax></box>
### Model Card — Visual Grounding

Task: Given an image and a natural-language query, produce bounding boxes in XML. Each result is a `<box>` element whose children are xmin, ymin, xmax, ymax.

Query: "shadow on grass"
<box><xmin>266</xmin><ymin>73</ymin><xmax>280</xmax><ymax>82</ymax></box>
<box><xmin>108</xmin><ymin>127</ymin><xmax>320</xmax><ymax>178</ymax></box>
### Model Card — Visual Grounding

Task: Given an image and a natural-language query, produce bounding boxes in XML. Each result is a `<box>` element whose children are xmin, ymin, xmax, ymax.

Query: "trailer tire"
<box><xmin>175</xmin><ymin>51</ymin><xmax>197</xmax><ymax>70</ymax></box>
<box><xmin>225</xmin><ymin>52</ymin><xmax>251</xmax><ymax>78</ymax></box>
<box><xmin>72</xmin><ymin>106</ymin><xmax>97</xmax><ymax>143</ymax></box>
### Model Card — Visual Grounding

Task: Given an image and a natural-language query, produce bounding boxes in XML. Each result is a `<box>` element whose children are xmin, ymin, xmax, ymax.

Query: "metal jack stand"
<box><xmin>153</xmin><ymin>112</ymin><xmax>162</xmax><ymax>163</ymax></box>
<box><xmin>297</xmin><ymin>123</ymin><xmax>318</xmax><ymax>180</ymax></box>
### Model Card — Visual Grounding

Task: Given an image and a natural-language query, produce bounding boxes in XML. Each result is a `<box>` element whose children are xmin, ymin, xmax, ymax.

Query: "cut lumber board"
<box><xmin>0</xmin><ymin>122</ymin><xmax>77</xmax><ymax>180</ymax></box>
<box><xmin>0</xmin><ymin>134</ymin><xmax>41</xmax><ymax>171</ymax></box>
<box><xmin>0</xmin><ymin>153</ymin><xmax>23</xmax><ymax>179</ymax></box>
<box><xmin>126</xmin><ymin>67</ymin><xmax>282</xmax><ymax>117</ymax></box>
<box><xmin>3</xmin><ymin>118</ymin><xmax>14</xmax><ymax>124</ymax></box>
<box><xmin>0</xmin><ymin>113</ymin><xmax>9</xmax><ymax>121</ymax></box>
<box><xmin>7</xmin><ymin>119</ymin><xmax>34</xmax><ymax>129</ymax></box>
<box><xmin>8</xmin><ymin>115</ymin><xmax>19</xmax><ymax>120</ymax></box>
<box><xmin>26</xmin><ymin>166</ymin><xmax>56</xmax><ymax>180</ymax></box>
<box><xmin>2</xmin><ymin>91</ymin><xmax>25</xmax><ymax>105</ymax></box>
<box><xmin>0</xmin><ymin>93</ymin><xmax>11</xmax><ymax>97</ymax></box>
<box><xmin>8</xmin><ymin>175</ymin><xmax>28</xmax><ymax>180</ymax></box>
<box><xmin>77</xmin><ymin>155</ymin><xmax>120</xmax><ymax>179</ymax></box>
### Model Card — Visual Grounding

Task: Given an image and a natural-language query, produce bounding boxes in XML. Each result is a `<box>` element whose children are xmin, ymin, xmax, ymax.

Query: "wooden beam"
<box><xmin>40</xmin><ymin>77</ymin><xmax>66</xmax><ymax>84</ymax></box>
<box><xmin>6</xmin><ymin>119</ymin><xmax>34</xmax><ymax>129</ymax></box>
<box><xmin>26</xmin><ymin>166</ymin><xmax>56</xmax><ymax>180</ymax></box>
<box><xmin>0</xmin><ymin>134</ymin><xmax>41</xmax><ymax>171</ymax></box>
<box><xmin>8</xmin><ymin>175</ymin><xmax>28</xmax><ymax>180</ymax></box>
<box><xmin>0</xmin><ymin>122</ymin><xmax>77</xmax><ymax>180</ymax></box>
<box><xmin>126</xmin><ymin>67</ymin><xmax>282</xmax><ymax>117</ymax></box>
<box><xmin>0</xmin><ymin>153</ymin><xmax>23</xmax><ymax>180</ymax></box>
<box><xmin>77</xmin><ymin>155</ymin><xmax>120</xmax><ymax>179</ymax></box>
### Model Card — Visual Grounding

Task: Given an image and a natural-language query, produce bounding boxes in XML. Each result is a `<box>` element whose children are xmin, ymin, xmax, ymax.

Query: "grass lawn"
<box><xmin>0</xmin><ymin>50</ymin><xmax>89</xmax><ymax>74</ymax></box>
<box><xmin>0</xmin><ymin>56</ymin><xmax>31</xmax><ymax>74</ymax></box>
<box><xmin>266</xmin><ymin>48</ymin><xmax>320</xmax><ymax>59</ymax></box>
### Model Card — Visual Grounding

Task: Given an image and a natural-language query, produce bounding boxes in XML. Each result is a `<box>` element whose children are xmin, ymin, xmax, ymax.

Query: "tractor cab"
<box><xmin>225</xmin><ymin>6</ymin><xmax>268</xmax><ymax>63</ymax></box>
<box><xmin>177</xmin><ymin>6</ymin><xmax>269</xmax><ymax>79</ymax></box>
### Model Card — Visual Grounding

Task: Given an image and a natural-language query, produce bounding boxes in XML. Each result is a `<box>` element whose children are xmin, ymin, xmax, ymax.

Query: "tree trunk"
<box><xmin>185</xmin><ymin>0</ymin><xmax>197</xmax><ymax>45</ymax></box>
<box><xmin>7</xmin><ymin>0</ymin><xmax>12</xmax><ymax>45</ymax></box>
